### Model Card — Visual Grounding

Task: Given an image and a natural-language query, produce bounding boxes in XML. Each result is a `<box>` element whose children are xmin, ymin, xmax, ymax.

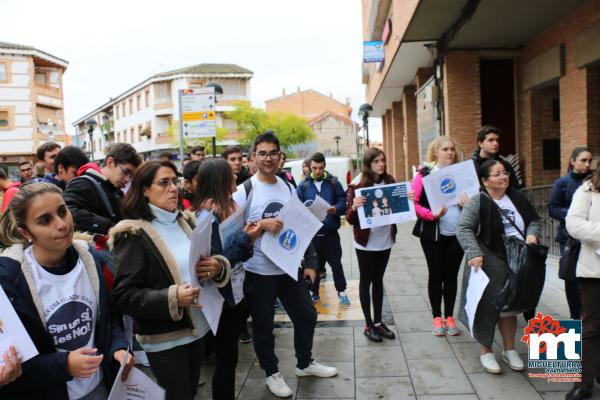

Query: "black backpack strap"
<box><xmin>70</xmin><ymin>175</ymin><xmax>116</xmax><ymax>220</ymax></box>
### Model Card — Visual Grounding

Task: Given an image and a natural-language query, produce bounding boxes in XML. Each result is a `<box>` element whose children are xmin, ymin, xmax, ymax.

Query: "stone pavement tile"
<box><xmin>196</xmin><ymin>361</ymin><xmax>252</xmax><ymax>399</ymax></box>
<box><xmin>388</xmin><ymin>295</ymin><xmax>431</xmax><ymax>313</ymax></box>
<box><xmin>354</xmin><ymin>326</ymin><xmax>401</xmax><ymax>347</ymax></box>
<box><xmin>468</xmin><ymin>371</ymin><xmax>543</xmax><ymax>400</ymax></box>
<box><xmin>248</xmin><ymin>348</ymin><xmax>300</xmax><ymax>379</ymax></box>
<box><xmin>238</xmin><ymin>341</ymin><xmax>258</xmax><ymax>363</ymax></box>
<box><xmin>356</xmin><ymin>376</ymin><xmax>415</xmax><ymax>399</ymax></box>
<box><xmin>399</xmin><ymin>332</ymin><xmax>454</xmax><ymax>359</ymax></box>
<box><xmin>355</xmin><ymin>345</ymin><xmax>409</xmax><ymax>378</ymax></box>
<box><xmin>311</xmin><ymin>334</ymin><xmax>355</xmax><ymax>362</ymax></box>
<box><xmin>315</xmin><ymin>326</ymin><xmax>354</xmax><ymax>335</ymax></box>
<box><xmin>528</xmin><ymin>377</ymin><xmax>575</xmax><ymax>393</ymax></box>
<box><xmin>384</xmin><ymin>280</ymin><xmax>422</xmax><ymax>296</ymax></box>
<box><xmin>540</xmin><ymin>392</ymin><xmax>571</xmax><ymax>400</ymax></box>
<box><xmin>237</xmin><ymin>377</ymin><xmax>299</xmax><ymax>400</ymax></box>
<box><xmin>296</xmin><ymin>361</ymin><xmax>355</xmax><ymax>399</ymax></box>
<box><xmin>417</xmin><ymin>395</ymin><xmax>479</xmax><ymax>400</ymax></box>
<box><xmin>274</xmin><ymin>328</ymin><xmax>296</xmax><ymax>348</ymax></box>
<box><xmin>407</xmin><ymin>358</ymin><xmax>474</xmax><ymax>395</ymax></box>
<box><xmin>393</xmin><ymin>311</ymin><xmax>434</xmax><ymax>333</ymax></box>
<box><xmin>451</xmin><ymin>342</ymin><xmax>488</xmax><ymax>374</ymax></box>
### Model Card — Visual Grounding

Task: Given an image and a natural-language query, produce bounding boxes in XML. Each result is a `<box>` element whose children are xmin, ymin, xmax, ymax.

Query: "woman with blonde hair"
<box><xmin>412</xmin><ymin>136</ymin><xmax>469</xmax><ymax>336</ymax></box>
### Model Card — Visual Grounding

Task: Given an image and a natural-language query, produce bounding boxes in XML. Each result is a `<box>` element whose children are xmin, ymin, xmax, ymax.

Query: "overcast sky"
<box><xmin>1</xmin><ymin>0</ymin><xmax>383</xmax><ymax>139</ymax></box>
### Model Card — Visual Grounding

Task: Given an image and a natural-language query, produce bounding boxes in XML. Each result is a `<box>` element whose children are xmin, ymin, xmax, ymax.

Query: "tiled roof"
<box><xmin>0</xmin><ymin>41</ymin><xmax>68</xmax><ymax>66</ymax></box>
<box><xmin>0</xmin><ymin>41</ymin><xmax>34</xmax><ymax>50</ymax></box>
<box><xmin>153</xmin><ymin>63</ymin><xmax>253</xmax><ymax>78</ymax></box>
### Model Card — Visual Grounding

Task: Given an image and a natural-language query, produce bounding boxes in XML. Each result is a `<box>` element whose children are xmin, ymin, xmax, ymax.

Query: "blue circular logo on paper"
<box><xmin>440</xmin><ymin>177</ymin><xmax>456</xmax><ymax>194</ymax></box>
<box><xmin>278</xmin><ymin>229</ymin><xmax>298</xmax><ymax>252</ymax></box>
<box><xmin>366</xmin><ymin>218</ymin><xmax>373</xmax><ymax>225</ymax></box>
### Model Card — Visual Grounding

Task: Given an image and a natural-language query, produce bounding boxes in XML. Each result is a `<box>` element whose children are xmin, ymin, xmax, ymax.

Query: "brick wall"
<box><xmin>391</xmin><ymin>101</ymin><xmax>406</xmax><ymax>180</ymax></box>
<box><xmin>442</xmin><ymin>51</ymin><xmax>482</xmax><ymax>159</ymax></box>
<box><xmin>402</xmin><ymin>86</ymin><xmax>419</xmax><ymax>175</ymax></box>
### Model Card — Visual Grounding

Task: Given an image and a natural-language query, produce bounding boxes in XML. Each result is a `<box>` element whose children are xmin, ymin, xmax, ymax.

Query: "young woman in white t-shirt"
<box><xmin>0</xmin><ymin>183</ymin><xmax>133</xmax><ymax>400</ymax></box>
<box><xmin>346</xmin><ymin>148</ymin><xmax>398</xmax><ymax>343</ymax></box>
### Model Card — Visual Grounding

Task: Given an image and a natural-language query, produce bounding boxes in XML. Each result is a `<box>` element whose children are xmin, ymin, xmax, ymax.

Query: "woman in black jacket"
<box><xmin>192</xmin><ymin>158</ymin><xmax>261</xmax><ymax>400</ymax></box>
<box><xmin>110</xmin><ymin>161</ymin><xmax>231</xmax><ymax>400</ymax></box>
<box><xmin>547</xmin><ymin>147</ymin><xmax>593</xmax><ymax>319</ymax></box>
<box><xmin>0</xmin><ymin>183</ymin><xmax>131</xmax><ymax>400</ymax></box>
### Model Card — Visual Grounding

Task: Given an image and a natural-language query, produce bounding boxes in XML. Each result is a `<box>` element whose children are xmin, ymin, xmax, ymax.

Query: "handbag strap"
<box><xmin>483</xmin><ymin>192</ymin><xmax>526</xmax><ymax>240</ymax></box>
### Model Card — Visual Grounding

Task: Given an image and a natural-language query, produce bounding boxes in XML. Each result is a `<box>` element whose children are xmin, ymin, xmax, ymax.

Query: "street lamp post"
<box><xmin>358</xmin><ymin>103</ymin><xmax>373</xmax><ymax>148</ymax></box>
<box><xmin>205</xmin><ymin>82</ymin><xmax>224</xmax><ymax>157</ymax></box>
<box><xmin>334</xmin><ymin>135</ymin><xmax>341</xmax><ymax>155</ymax></box>
<box><xmin>85</xmin><ymin>119</ymin><xmax>97</xmax><ymax>161</ymax></box>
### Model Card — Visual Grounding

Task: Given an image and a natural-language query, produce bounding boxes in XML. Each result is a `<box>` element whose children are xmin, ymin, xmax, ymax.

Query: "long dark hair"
<box><xmin>567</xmin><ymin>146</ymin><xmax>591</xmax><ymax>172</ymax></box>
<box><xmin>359</xmin><ymin>148</ymin><xmax>392</xmax><ymax>187</ymax></box>
<box><xmin>122</xmin><ymin>161</ymin><xmax>178</xmax><ymax>221</ymax></box>
<box><xmin>192</xmin><ymin>159</ymin><xmax>236</xmax><ymax>221</ymax></box>
<box><xmin>590</xmin><ymin>162</ymin><xmax>600</xmax><ymax>192</ymax></box>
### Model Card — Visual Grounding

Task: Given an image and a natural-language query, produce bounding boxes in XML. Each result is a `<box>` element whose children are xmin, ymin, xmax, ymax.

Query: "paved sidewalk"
<box><xmin>193</xmin><ymin>224</ymin><xmax>599</xmax><ymax>399</ymax></box>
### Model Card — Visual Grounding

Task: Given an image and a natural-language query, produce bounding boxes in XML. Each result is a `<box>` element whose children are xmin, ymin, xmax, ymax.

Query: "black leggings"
<box><xmin>356</xmin><ymin>248</ymin><xmax>391</xmax><ymax>327</ymax></box>
<box><xmin>420</xmin><ymin>235</ymin><xmax>464</xmax><ymax>318</ymax></box>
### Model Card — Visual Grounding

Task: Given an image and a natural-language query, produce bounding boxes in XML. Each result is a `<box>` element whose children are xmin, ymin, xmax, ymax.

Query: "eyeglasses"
<box><xmin>153</xmin><ymin>177</ymin><xmax>179</xmax><ymax>188</ymax></box>
<box><xmin>256</xmin><ymin>151</ymin><xmax>280</xmax><ymax>160</ymax></box>
<box><xmin>488</xmin><ymin>171</ymin><xmax>509</xmax><ymax>178</ymax></box>
<box><xmin>118</xmin><ymin>165</ymin><xmax>133</xmax><ymax>177</ymax></box>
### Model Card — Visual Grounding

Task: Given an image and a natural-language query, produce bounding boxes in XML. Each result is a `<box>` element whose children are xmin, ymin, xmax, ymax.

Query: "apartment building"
<box><xmin>0</xmin><ymin>41</ymin><xmax>69</xmax><ymax>178</ymax></box>
<box><xmin>362</xmin><ymin>0</ymin><xmax>600</xmax><ymax>186</ymax></box>
<box><xmin>266</xmin><ymin>88</ymin><xmax>359</xmax><ymax>157</ymax></box>
<box><xmin>73</xmin><ymin>63</ymin><xmax>253</xmax><ymax>160</ymax></box>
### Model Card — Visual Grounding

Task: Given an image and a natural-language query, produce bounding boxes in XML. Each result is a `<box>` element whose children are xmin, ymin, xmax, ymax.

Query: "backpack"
<box><xmin>67</xmin><ymin>174</ymin><xmax>116</xmax><ymax>220</ymax></box>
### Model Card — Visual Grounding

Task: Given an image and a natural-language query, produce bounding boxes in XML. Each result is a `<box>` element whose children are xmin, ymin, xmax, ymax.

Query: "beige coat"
<box><xmin>566</xmin><ymin>180</ymin><xmax>600</xmax><ymax>279</ymax></box>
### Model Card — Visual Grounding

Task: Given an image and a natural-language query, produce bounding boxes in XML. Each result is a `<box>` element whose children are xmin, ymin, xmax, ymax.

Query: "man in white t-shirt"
<box><xmin>233</xmin><ymin>131</ymin><xmax>337</xmax><ymax>398</ymax></box>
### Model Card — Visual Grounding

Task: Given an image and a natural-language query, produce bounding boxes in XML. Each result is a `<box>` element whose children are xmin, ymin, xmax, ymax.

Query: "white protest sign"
<box><xmin>179</xmin><ymin>87</ymin><xmax>216</xmax><ymax>139</ymax></box>
<box><xmin>421</xmin><ymin>160</ymin><xmax>480</xmax><ymax>214</ymax></box>
<box><xmin>465</xmin><ymin>268</ymin><xmax>489</xmax><ymax>338</ymax></box>
<box><xmin>189</xmin><ymin>210</ymin><xmax>224</xmax><ymax>335</ymax></box>
<box><xmin>261</xmin><ymin>195</ymin><xmax>323</xmax><ymax>280</ymax></box>
<box><xmin>304</xmin><ymin>195</ymin><xmax>332</xmax><ymax>222</ymax></box>
<box><xmin>0</xmin><ymin>286</ymin><xmax>38</xmax><ymax>365</ymax></box>
<box><xmin>219</xmin><ymin>204</ymin><xmax>248</xmax><ymax>305</ymax></box>
<box><xmin>356</xmin><ymin>182</ymin><xmax>416</xmax><ymax>229</ymax></box>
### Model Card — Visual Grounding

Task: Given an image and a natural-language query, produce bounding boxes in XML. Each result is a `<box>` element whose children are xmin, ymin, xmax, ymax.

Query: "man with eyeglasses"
<box><xmin>233</xmin><ymin>131</ymin><xmax>337</xmax><ymax>398</ymax></box>
<box><xmin>64</xmin><ymin>143</ymin><xmax>141</xmax><ymax>240</ymax></box>
<box><xmin>18</xmin><ymin>161</ymin><xmax>33</xmax><ymax>183</ymax></box>
<box><xmin>190</xmin><ymin>144</ymin><xmax>205</xmax><ymax>161</ymax></box>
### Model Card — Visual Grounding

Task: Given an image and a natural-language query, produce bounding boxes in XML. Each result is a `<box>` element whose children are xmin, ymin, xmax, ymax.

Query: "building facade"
<box><xmin>362</xmin><ymin>0</ymin><xmax>600</xmax><ymax>186</ymax></box>
<box><xmin>73</xmin><ymin>63</ymin><xmax>253</xmax><ymax>160</ymax></box>
<box><xmin>0</xmin><ymin>41</ymin><xmax>69</xmax><ymax>178</ymax></box>
<box><xmin>266</xmin><ymin>88</ymin><xmax>359</xmax><ymax>158</ymax></box>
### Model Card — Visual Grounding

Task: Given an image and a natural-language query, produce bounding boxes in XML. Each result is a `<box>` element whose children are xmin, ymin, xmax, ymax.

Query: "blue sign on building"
<box><xmin>363</xmin><ymin>41</ymin><xmax>384</xmax><ymax>63</ymax></box>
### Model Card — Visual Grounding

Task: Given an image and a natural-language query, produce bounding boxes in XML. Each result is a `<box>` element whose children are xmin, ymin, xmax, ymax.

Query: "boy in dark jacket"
<box><xmin>471</xmin><ymin>125</ymin><xmax>521</xmax><ymax>190</ymax></box>
<box><xmin>297</xmin><ymin>152</ymin><xmax>349</xmax><ymax>306</ymax></box>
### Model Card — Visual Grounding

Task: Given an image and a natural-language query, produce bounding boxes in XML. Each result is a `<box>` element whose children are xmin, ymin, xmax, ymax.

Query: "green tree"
<box><xmin>227</xmin><ymin>101</ymin><xmax>315</xmax><ymax>150</ymax></box>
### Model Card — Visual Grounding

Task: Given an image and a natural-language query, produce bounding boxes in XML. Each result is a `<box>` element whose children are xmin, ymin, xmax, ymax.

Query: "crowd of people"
<box><xmin>0</xmin><ymin>125</ymin><xmax>598</xmax><ymax>400</ymax></box>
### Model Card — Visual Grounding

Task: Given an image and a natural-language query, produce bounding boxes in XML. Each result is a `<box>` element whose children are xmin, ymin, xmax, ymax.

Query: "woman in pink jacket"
<box><xmin>412</xmin><ymin>137</ymin><xmax>469</xmax><ymax>337</ymax></box>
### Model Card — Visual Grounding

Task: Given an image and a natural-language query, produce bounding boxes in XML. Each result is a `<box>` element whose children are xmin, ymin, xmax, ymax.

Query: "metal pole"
<box><xmin>364</xmin><ymin>116</ymin><xmax>370</xmax><ymax>148</ymax></box>
<box><xmin>212</xmin><ymin>137</ymin><xmax>216</xmax><ymax>157</ymax></box>
<box><xmin>177</xmin><ymin>90</ymin><xmax>185</xmax><ymax>165</ymax></box>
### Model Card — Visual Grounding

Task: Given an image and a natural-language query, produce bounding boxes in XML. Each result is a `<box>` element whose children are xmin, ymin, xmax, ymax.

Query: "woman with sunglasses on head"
<box><xmin>412</xmin><ymin>137</ymin><xmax>469</xmax><ymax>337</ymax></box>
<box><xmin>110</xmin><ymin>161</ymin><xmax>231</xmax><ymax>400</ymax></box>
<box><xmin>346</xmin><ymin>148</ymin><xmax>398</xmax><ymax>343</ymax></box>
<box><xmin>0</xmin><ymin>183</ymin><xmax>132</xmax><ymax>400</ymax></box>
<box><xmin>456</xmin><ymin>160</ymin><xmax>541</xmax><ymax>374</ymax></box>
<box><xmin>192</xmin><ymin>158</ymin><xmax>262</xmax><ymax>400</ymax></box>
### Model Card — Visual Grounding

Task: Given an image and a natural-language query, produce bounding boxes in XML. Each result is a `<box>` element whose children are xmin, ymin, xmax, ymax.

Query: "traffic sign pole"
<box><xmin>178</xmin><ymin>90</ymin><xmax>185</xmax><ymax>165</ymax></box>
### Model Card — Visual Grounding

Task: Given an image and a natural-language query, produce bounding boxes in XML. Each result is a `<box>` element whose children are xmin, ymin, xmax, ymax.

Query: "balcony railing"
<box><xmin>521</xmin><ymin>185</ymin><xmax>560</xmax><ymax>256</ymax></box>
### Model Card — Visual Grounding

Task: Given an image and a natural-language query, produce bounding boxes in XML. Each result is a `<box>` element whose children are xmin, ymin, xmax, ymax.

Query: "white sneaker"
<box><xmin>265</xmin><ymin>372</ymin><xmax>293</xmax><ymax>398</ymax></box>
<box><xmin>502</xmin><ymin>349</ymin><xmax>525</xmax><ymax>371</ymax></box>
<box><xmin>295</xmin><ymin>360</ymin><xmax>338</xmax><ymax>378</ymax></box>
<box><xmin>480</xmin><ymin>352</ymin><xmax>502</xmax><ymax>374</ymax></box>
